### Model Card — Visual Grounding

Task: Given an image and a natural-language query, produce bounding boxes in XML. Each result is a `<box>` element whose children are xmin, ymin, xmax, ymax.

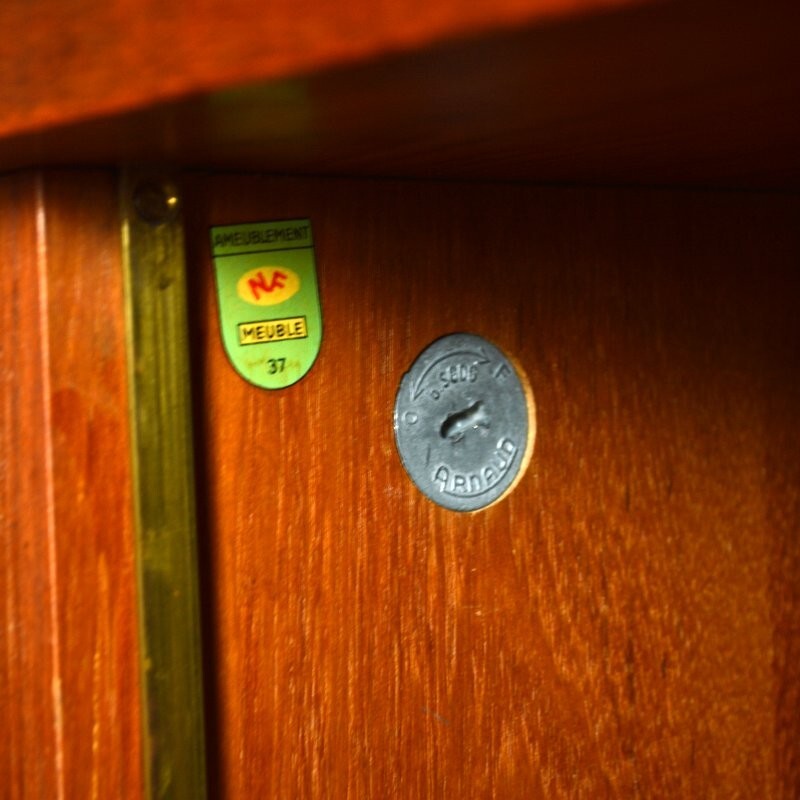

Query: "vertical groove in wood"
<box><xmin>34</xmin><ymin>170</ymin><xmax>66</xmax><ymax>800</ymax></box>
<box><xmin>0</xmin><ymin>172</ymin><xmax>61</xmax><ymax>800</ymax></box>
<box><xmin>0</xmin><ymin>170</ymin><xmax>142</xmax><ymax>798</ymax></box>
<box><xmin>185</xmin><ymin>175</ymin><xmax>800</xmax><ymax>798</ymax></box>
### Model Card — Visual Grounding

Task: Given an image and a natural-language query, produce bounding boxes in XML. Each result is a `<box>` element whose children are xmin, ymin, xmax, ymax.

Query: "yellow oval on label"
<box><xmin>236</xmin><ymin>267</ymin><xmax>300</xmax><ymax>306</ymax></box>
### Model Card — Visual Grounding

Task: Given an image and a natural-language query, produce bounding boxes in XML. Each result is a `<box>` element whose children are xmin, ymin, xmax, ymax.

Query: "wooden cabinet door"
<box><xmin>184</xmin><ymin>175</ymin><xmax>800</xmax><ymax>798</ymax></box>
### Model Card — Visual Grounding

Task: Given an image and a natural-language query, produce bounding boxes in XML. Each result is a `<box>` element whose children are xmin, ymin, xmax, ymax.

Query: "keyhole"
<box><xmin>440</xmin><ymin>401</ymin><xmax>490</xmax><ymax>442</ymax></box>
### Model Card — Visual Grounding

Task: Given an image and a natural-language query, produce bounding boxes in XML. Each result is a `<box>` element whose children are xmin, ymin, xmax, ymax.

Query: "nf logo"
<box><xmin>237</xmin><ymin>267</ymin><xmax>300</xmax><ymax>306</ymax></box>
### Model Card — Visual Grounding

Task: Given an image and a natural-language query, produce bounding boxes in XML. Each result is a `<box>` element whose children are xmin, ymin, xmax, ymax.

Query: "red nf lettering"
<box><xmin>248</xmin><ymin>270</ymin><xmax>287</xmax><ymax>300</ymax></box>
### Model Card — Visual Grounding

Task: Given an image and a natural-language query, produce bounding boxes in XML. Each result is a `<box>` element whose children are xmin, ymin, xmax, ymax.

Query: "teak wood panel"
<box><xmin>0</xmin><ymin>171</ymin><xmax>142</xmax><ymax>799</ymax></box>
<box><xmin>1</xmin><ymin>0</ymin><xmax>799</xmax><ymax>190</ymax></box>
<box><xmin>0</xmin><ymin>0</ymin><xmax>637</xmax><ymax>143</ymax></box>
<box><xmin>186</xmin><ymin>175</ymin><xmax>800</xmax><ymax>798</ymax></box>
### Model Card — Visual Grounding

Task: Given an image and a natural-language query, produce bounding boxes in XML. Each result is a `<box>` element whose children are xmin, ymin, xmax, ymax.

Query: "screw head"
<box><xmin>133</xmin><ymin>180</ymin><xmax>180</xmax><ymax>225</ymax></box>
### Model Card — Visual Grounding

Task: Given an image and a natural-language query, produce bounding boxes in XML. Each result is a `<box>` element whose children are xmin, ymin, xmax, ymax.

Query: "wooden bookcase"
<box><xmin>1</xmin><ymin>0</ymin><xmax>798</xmax><ymax>797</ymax></box>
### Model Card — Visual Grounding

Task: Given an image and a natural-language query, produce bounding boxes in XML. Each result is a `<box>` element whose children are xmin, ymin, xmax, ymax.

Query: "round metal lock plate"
<box><xmin>394</xmin><ymin>333</ymin><xmax>534</xmax><ymax>512</ymax></box>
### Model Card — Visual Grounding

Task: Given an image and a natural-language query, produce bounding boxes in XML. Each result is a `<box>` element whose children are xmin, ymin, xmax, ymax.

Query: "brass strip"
<box><xmin>121</xmin><ymin>170</ymin><xmax>207</xmax><ymax>800</ymax></box>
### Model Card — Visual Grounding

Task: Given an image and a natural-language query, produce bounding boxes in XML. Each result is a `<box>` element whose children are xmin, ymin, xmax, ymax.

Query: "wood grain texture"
<box><xmin>0</xmin><ymin>0</ymin><xmax>798</xmax><ymax>189</ymax></box>
<box><xmin>0</xmin><ymin>172</ymin><xmax>61</xmax><ymax>799</ymax></box>
<box><xmin>0</xmin><ymin>0</ymin><xmax>637</xmax><ymax>140</ymax></box>
<box><xmin>0</xmin><ymin>171</ymin><xmax>142</xmax><ymax>798</ymax></box>
<box><xmin>185</xmin><ymin>174</ymin><xmax>800</xmax><ymax>798</ymax></box>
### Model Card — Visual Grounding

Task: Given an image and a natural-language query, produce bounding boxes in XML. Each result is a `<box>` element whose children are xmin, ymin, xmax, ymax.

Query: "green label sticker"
<box><xmin>210</xmin><ymin>219</ymin><xmax>322</xmax><ymax>389</ymax></box>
